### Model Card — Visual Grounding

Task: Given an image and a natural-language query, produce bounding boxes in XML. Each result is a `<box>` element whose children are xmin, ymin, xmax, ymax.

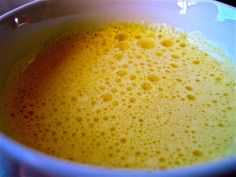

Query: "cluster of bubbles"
<box><xmin>4</xmin><ymin>22</ymin><xmax>236</xmax><ymax>170</ymax></box>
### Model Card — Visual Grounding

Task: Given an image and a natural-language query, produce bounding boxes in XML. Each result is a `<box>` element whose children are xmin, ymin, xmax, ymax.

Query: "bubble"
<box><xmin>110</xmin><ymin>127</ymin><xmax>116</xmax><ymax>131</ymax></box>
<box><xmin>120</xmin><ymin>91</ymin><xmax>126</xmax><ymax>95</ymax></box>
<box><xmin>119</xmin><ymin>83</ymin><xmax>124</xmax><ymax>88</ymax></box>
<box><xmin>186</xmin><ymin>94</ymin><xmax>196</xmax><ymax>100</ymax></box>
<box><xmin>115</xmin><ymin>33</ymin><xmax>128</xmax><ymax>41</ymax></box>
<box><xmin>137</xmin><ymin>39</ymin><xmax>155</xmax><ymax>49</ymax></box>
<box><xmin>185</xmin><ymin>86</ymin><xmax>193</xmax><ymax>91</ymax></box>
<box><xmin>126</xmin><ymin>86</ymin><xmax>132</xmax><ymax>91</ymax></box>
<box><xmin>28</xmin><ymin>110</ymin><xmax>34</xmax><ymax>115</ymax></box>
<box><xmin>135</xmin><ymin>55</ymin><xmax>142</xmax><ymax>59</ymax></box>
<box><xmin>76</xmin><ymin>116</ymin><xmax>82</xmax><ymax>122</ymax></box>
<box><xmin>161</xmin><ymin>39</ymin><xmax>173</xmax><ymax>47</ymax></box>
<box><xmin>122</xmin><ymin>63</ymin><xmax>129</xmax><ymax>68</ymax></box>
<box><xmin>129</xmin><ymin>97</ymin><xmax>136</xmax><ymax>103</ymax></box>
<box><xmin>159</xmin><ymin>157</ymin><xmax>165</xmax><ymax>162</ymax></box>
<box><xmin>114</xmin><ymin>53</ymin><xmax>123</xmax><ymax>60</ymax></box>
<box><xmin>137</xmin><ymin>92</ymin><xmax>142</xmax><ymax>96</ymax></box>
<box><xmin>171</xmin><ymin>54</ymin><xmax>180</xmax><ymax>59</ymax></box>
<box><xmin>113</xmin><ymin>101</ymin><xmax>119</xmax><ymax>106</ymax></box>
<box><xmin>155</xmin><ymin>52</ymin><xmax>162</xmax><ymax>57</ymax></box>
<box><xmin>141</xmin><ymin>82</ymin><xmax>152</xmax><ymax>90</ymax></box>
<box><xmin>176</xmin><ymin>78</ymin><xmax>182</xmax><ymax>82</ymax></box>
<box><xmin>215</xmin><ymin>77</ymin><xmax>222</xmax><ymax>81</ymax></box>
<box><xmin>10</xmin><ymin>112</ymin><xmax>15</xmax><ymax>117</ymax></box>
<box><xmin>120</xmin><ymin>138</ymin><xmax>127</xmax><ymax>143</ymax></box>
<box><xmin>148</xmin><ymin>74</ymin><xmax>160</xmax><ymax>82</ymax></box>
<box><xmin>159</xmin><ymin>165</ymin><xmax>167</xmax><ymax>170</ymax></box>
<box><xmin>192</xmin><ymin>60</ymin><xmax>200</xmax><ymax>65</ymax></box>
<box><xmin>101</xmin><ymin>93</ymin><xmax>113</xmax><ymax>102</ymax></box>
<box><xmin>116</xmin><ymin>42</ymin><xmax>129</xmax><ymax>50</ymax></box>
<box><xmin>170</xmin><ymin>63</ymin><xmax>179</xmax><ymax>68</ymax></box>
<box><xmin>192</xmin><ymin>150</ymin><xmax>203</xmax><ymax>157</ymax></box>
<box><xmin>212</xmin><ymin>100</ymin><xmax>218</xmax><ymax>103</ymax></box>
<box><xmin>179</xmin><ymin>43</ymin><xmax>186</xmax><ymax>47</ymax></box>
<box><xmin>129</xmin><ymin>74</ymin><xmax>136</xmax><ymax>80</ymax></box>
<box><xmin>138</xmin><ymin>118</ymin><xmax>144</xmax><ymax>122</ymax></box>
<box><xmin>99</xmin><ymin>85</ymin><xmax>105</xmax><ymax>90</ymax></box>
<box><xmin>218</xmin><ymin>123</ymin><xmax>225</xmax><ymax>128</ymax></box>
<box><xmin>93</xmin><ymin>117</ymin><xmax>99</xmax><ymax>122</ymax></box>
<box><xmin>107</xmin><ymin>88</ymin><xmax>115</xmax><ymax>94</ymax></box>
<box><xmin>108</xmin><ymin>153</ymin><xmax>114</xmax><ymax>157</ymax></box>
<box><xmin>134</xmin><ymin>34</ymin><xmax>142</xmax><ymax>39</ymax></box>
<box><xmin>71</xmin><ymin>96</ymin><xmax>77</xmax><ymax>101</ymax></box>
<box><xmin>174</xmin><ymin>160</ymin><xmax>180</xmax><ymax>165</ymax></box>
<box><xmin>135</xmin><ymin>151</ymin><xmax>141</xmax><ymax>156</ymax></box>
<box><xmin>116</xmin><ymin>70</ymin><xmax>128</xmax><ymax>77</ymax></box>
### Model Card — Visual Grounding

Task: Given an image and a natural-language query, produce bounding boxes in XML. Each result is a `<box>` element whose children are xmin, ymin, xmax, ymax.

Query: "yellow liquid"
<box><xmin>3</xmin><ymin>23</ymin><xmax>236</xmax><ymax>169</ymax></box>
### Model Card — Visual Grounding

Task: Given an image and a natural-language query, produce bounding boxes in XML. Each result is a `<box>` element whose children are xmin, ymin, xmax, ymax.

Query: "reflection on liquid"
<box><xmin>177</xmin><ymin>0</ymin><xmax>197</xmax><ymax>14</ymax></box>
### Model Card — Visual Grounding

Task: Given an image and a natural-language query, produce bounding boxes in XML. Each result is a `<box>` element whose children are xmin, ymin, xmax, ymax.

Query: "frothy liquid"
<box><xmin>3</xmin><ymin>23</ymin><xmax>236</xmax><ymax>169</ymax></box>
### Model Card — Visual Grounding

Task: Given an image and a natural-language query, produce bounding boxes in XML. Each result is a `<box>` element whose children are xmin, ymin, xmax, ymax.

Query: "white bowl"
<box><xmin>0</xmin><ymin>1</ymin><xmax>235</xmax><ymax>176</ymax></box>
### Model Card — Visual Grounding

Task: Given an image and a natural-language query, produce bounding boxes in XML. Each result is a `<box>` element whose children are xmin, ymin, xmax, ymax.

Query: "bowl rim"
<box><xmin>1</xmin><ymin>0</ymin><xmax>236</xmax><ymax>21</ymax></box>
<box><xmin>0</xmin><ymin>0</ymin><xmax>236</xmax><ymax>176</ymax></box>
<box><xmin>1</xmin><ymin>133</ymin><xmax>236</xmax><ymax>176</ymax></box>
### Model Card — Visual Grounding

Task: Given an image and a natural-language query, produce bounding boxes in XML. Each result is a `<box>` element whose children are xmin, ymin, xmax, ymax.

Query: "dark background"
<box><xmin>217</xmin><ymin>0</ymin><xmax>236</xmax><ymax>7</ymax></box>
<box><xmin>0</xmin><ymin>0</ymin><xmax>235</xmax><ymax>16</ymax></box>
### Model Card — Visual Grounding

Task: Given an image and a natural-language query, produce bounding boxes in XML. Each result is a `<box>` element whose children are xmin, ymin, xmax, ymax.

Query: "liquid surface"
<box><xmin>3</xmin><ymin>23</ymin><xmax>236</xmax><ymax>169</ymax></box>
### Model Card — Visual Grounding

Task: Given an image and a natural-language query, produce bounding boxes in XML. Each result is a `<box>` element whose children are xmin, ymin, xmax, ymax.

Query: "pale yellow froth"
<box><xmin>3</xmin><ymin>23</ymin><xmax>236</xmax><ymax>170</ymax></box>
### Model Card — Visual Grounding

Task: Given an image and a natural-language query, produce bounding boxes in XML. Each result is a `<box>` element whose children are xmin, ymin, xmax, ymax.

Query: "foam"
<box><xmin>3</xmin><ymin>22</ymin><xmax>236</xmax><ymax>170</ymax></box>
